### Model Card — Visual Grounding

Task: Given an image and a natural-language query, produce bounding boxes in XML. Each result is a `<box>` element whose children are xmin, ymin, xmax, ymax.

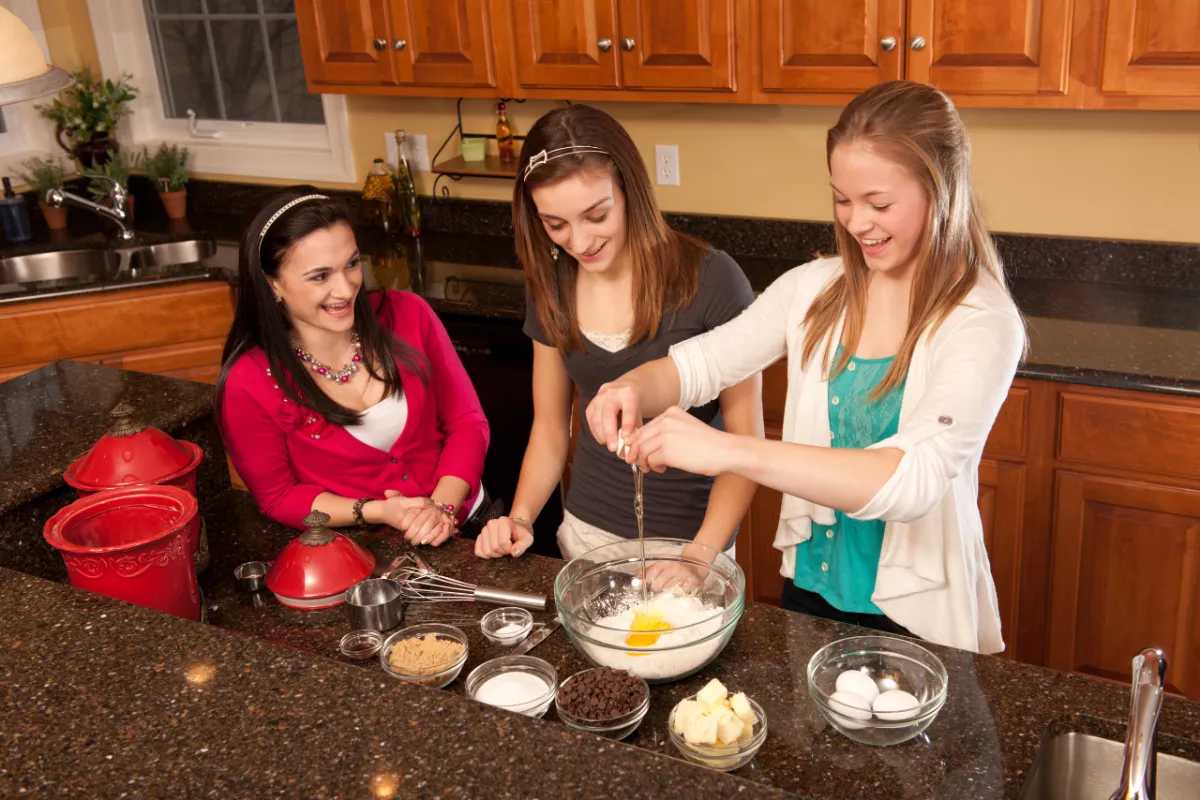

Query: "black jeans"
<box><xmin>779</xmin><ymin>580</ymin><xmax>913</xmax><ymax>637</ymax></box>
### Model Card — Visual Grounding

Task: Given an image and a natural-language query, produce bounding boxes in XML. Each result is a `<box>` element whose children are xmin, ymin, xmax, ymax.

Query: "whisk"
<box><xmin>389</xmin><ymin>566</ymin><xmax>547</xmax><ymax>611</ymax></box>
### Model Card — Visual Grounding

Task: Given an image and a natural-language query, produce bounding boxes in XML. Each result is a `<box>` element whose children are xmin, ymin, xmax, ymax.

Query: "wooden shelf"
<box><xmin>431</xmin><ymin>154</ymin><xmax>518</xmax><ymax>179</ymax></box>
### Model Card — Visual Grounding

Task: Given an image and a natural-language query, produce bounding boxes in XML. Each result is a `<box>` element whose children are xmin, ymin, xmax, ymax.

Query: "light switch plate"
<box><xmin>384</xmin><ymin>132</ymin><xmax>431</xmax><ymax>172</ymax></box>
<box><xmin>656</xmin><ymin>144</ymin><xmax>680</xmax><ymax>186</ymax></box>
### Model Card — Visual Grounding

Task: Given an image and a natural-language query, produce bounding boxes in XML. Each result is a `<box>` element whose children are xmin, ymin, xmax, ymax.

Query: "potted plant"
<box><xmin>143</xmin><ymin>143</ymin><xmax>190</xmax><ymax>219</ymax></box>
<box><xmin>36</xmin><ymin>68</ymin><xmax>137</xmax><ymax>169</ymax></box>
<box><xmin>87</xmin><ymin>148</ymin><xmax>141</xmax><ymax>224</ymax></box>
<box><xmin>14</xmin><ymin>156</ymin><xmax>70</xmax><ymax>230</ymax></box>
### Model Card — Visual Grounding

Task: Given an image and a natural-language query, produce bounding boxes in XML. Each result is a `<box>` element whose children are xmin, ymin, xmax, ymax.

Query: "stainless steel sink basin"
<box><xmin>1019</xmin><ymin>730</ymin><xmax>1199</xmax><ymax>799</ymax></box>
<box><xmin>116</xmin><ymin>238</ymin><xmax>217</xmax><ymax>271</ymax></box>
<box><xmin>0</xmin><ymin>248</ymin><xmax>120</xmax><ymax>284</ymax></box>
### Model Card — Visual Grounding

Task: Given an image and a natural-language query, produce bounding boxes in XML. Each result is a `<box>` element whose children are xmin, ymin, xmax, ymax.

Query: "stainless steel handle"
<box><xmin>880</xmin><ymin>36</ymin><xmax>897</xmax><ymax>52</ymax></box>
<box><xmin>1109</xmin><ymin>648</ymin><xmax>1168</xmax><ymax>800</ymax></box>
<box><xmin>598</xmin><ymin>38</ymin><xmax>612</xmax><ymax>52</ymax></box>
<box><xmin>910</xmin><ymin>35</ymin><xmax>926</xmax><ymax>51</ymax></box>
<box><xmin>373</xmin><ymin>37</ymin><xmax>387</xmax><ymax>51</ymax></box>
<box><xmin>473</xmin><ymin>585</ymin><xmax>547</xmax><ymax>611</ymax></box>
<box><xmin>621</xmin><ymin>37</ymin><xmax>635</xmax><ymax>51</ymax></box>
<box><xmin>393</xmin><ymin>38</ymin><xmax>406</xmax><ymax>51</ymax></box>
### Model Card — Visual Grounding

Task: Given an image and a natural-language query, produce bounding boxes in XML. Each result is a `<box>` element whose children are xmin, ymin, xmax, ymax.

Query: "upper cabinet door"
<box><xmin>295</xmin><ymin>0</ymin><xmax>397</xmax><ymax>85</ymax></box>
<box><xmin>617</xmin><ymin>0</ymin><xmax>736</xmax><ymax>91</ymax></box>
<box><xmin>905</xmin><ymin>0</ymin><xmax>1073</xmax><ymax>96</ymax></box>
<box><xmin>759</xmin><ymin>0</ymin><xmax>904</xmax><ymax>93</ymax></box>
<box><xmin>389</xmin><ymin>0</ymin><xmax>496</xmax><ymax>87</ymax></box>
<box><xmin>1099</xmin><ymin>0</ymin><xmax>1200</xmax><ymax>97</ymax></box>
<box><xmin>511</xmin><ymin>0</ymin><xmax>620</xmax><ymax>88</ymax></box>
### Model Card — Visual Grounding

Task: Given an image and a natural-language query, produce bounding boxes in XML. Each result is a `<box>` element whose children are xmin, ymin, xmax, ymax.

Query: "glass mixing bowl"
<box><xmin>553</xmin><ymin>538</ymin><xmax>745</xmax><ymax>684</ymax></box>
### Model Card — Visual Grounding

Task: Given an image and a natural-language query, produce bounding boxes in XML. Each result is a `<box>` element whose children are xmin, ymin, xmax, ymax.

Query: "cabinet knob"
<box><xmin>373</xmin><ymin>38</ymin><xmax>386</xmax><ymax>51</ymax></box>
<box><xmin>393</xmin><ymin>38</ymin><xmax>407</xmax><ymax>51</ymax></box>
<box><xmin>598</xmin><ymin>38</ymin><xmax>612</xmax><ymax>52</ymax></box>
<box><xmin>910</xmin><ymin>35</ymin><xmax>927</xmax><ymax>51</ymax></box>
<box><xmin>621</xmin><ymin>38</ymin><xmax>635</xmax><ymax>51</ymax></box>
<box><xmin>880</xmin><ymin>36</ymin><xmax>897</xmax><ymax>52</ymax></box>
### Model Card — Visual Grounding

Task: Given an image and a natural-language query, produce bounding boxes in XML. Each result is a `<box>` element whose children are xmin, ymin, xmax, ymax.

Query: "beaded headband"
<box><xmin>522</xmin><ymin>146</ymin><xmax>609</xmax><ymax>180</ymax></box>
<box><xmin>258</xmin><ymin>194</ymin><xmax>330</xmax><ymax>241</ymax></box>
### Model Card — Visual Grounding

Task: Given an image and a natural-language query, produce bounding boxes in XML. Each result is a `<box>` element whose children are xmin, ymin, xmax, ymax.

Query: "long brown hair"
<box><xmin>513</xmin><ymin>104</ymin><xmax>708</xmax><ymax>352</ymax></box>
<box><xmin>802</xmin><ymin>80</ymin><xmax>1011</xmax><ymax>397</ymax></box>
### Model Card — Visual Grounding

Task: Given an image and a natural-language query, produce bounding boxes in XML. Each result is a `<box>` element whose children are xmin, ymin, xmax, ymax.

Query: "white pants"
<box><xmin>556</xmin><ymin>510</ymin><xmax>736</xmax><ymax>562</ymax></box>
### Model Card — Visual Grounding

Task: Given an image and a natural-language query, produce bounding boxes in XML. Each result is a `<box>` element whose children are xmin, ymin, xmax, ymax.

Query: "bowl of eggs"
<box><xmin>806</xmin><ymin>635</ymin><xmax>947</xmax><ymax>746</ymax></box>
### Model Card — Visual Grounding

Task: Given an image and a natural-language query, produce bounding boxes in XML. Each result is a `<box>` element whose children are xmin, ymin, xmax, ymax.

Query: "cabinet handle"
<box><xmin>598</xmin><ymin>38</ymin><xmax>612</xmax><ymax>52</ymax></box>
<box><xmin>621</xmin><ymin>38</ymin><xmax>635</xmax><ymax>51</ymax></box>
<box><xmin>373</xmin><ymin>38</ymin><xmax>386</xmax><ymax>51</ymax></box>
<box><xmin>910</xmin><ymin>36</ymin><xmax>926</xmax><ymax>51</ymax></box>
<box><xmin>880</xmin><ymin>36</ymin><xmax>897</xmax><ymax>52</ymax></box>
<box><xmin>393</xmin><ymin>38</ymin><xmax>407</xmax><ymax>51</ymax></box>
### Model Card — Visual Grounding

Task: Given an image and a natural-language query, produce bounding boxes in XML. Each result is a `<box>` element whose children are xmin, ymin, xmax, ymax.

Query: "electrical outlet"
<box><xmin>383</xmin><ymin>132</ymin><xmax>431</xmax><ymax>172</ymax></box>
<box><xmin>656</xmin><ymin>144</ymin><xmax>680</xmax><ymax>186</ymax></box>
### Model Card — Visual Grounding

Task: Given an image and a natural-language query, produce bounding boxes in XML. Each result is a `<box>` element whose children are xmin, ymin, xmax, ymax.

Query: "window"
<box><xmin>88</xmin><ymin>0</ymin><xmax>355</xmax><ymax>183</ymax></box>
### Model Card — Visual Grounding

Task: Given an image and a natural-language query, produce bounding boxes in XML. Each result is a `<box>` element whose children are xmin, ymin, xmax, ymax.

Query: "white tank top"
<box><xmin>346</xmin><ymin>392</ymin><xmax>408</xmax><ymax>452</ymax></box>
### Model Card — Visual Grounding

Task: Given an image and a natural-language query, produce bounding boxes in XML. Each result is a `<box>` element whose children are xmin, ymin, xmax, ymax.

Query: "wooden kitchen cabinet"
<box><xmin>1094</xmin><ymin>0</ymin><xmax>1200</xmax><ymax>103</ymax></box>
<box><xmin>388</xmin><ymin>0</ymin><xmax>497</xmax><ymax>87</ymax></box>
<box><xmin>616</xmin><ymin>0</ymin><xmax>737</xmax><ymax>91</ymax></box>
<box><xmin>905</xmin><ymin>0</ymin><xmax>1074</xmax><ymax>98</ymax></box>
<box><xmin>758</xmin><ymin>0</ymin><xmax>904</xmax><ymax>94</ymax></box>
<box><xmin>509</xmin><ymin>0</ymin><xmax>620</xmax><ymax>89</ymax></box>
<box><xmin>1048</xmin><ymin>472</ymin><xmax>1200</xmax><ymax>700</ymax></box>
<box><xmin>295</xmin><ymin>0</ymin><xmax>398</xmax><ymax>85</ymax></box>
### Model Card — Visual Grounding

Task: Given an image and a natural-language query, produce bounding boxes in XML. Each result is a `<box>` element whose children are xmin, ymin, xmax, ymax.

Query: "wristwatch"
<box><xmin>352</xmin><ymin>497</ymin><xmax>373</xmax><ymax>528</ymax></box>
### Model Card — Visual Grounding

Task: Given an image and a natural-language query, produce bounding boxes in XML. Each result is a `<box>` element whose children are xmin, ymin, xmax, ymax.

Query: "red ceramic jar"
<box><xmin>64</xmin><ymin>402</ymin><xmax>207</xmax><ymax>571</ymax></box>
<box><xmin>44</xmin><ymin>484</ymin><xmax>202</xmax><ymax>620</ymax></box>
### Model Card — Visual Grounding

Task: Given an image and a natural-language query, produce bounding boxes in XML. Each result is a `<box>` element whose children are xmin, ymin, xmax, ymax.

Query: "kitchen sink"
<box><xmin>116</xmin><ymin>238</ymin><xmax>217</xmax><ymax>272</ymax></box>
<box><xmin>0</xmin><ymin>248</ymin><xmax>120</xmax><ymax>284</ymax></box>
<box><xmin>1018</xmin><ymin>729</ymin><xmax>1199</xmax><ymax>799</ymax></box>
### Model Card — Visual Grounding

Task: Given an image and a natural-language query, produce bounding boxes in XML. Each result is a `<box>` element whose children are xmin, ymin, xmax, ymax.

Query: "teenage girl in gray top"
<box><xmin>474</xmin><ymin>104</ymin><xmax>762</xmax><ymax>567</ymax></box>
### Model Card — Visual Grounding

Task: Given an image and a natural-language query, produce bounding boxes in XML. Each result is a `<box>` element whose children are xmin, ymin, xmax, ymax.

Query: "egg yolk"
<box><xmin>625</xmin><ymin>608</ymin><xmax>672</xmax><ymax>652</ymax></box>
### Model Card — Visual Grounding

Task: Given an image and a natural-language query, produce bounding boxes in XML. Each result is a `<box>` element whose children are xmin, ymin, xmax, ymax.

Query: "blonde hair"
<box><xmin>802</xmin><ymin>80</ymin><xmax>1009</xmax><ymax>397</ymax></box>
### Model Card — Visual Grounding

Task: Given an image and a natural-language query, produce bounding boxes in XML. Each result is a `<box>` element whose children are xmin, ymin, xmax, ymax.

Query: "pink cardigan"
<box><xmin>220</xmin><ymin>290</ymin><xmax>490</xmax><ymax>530</ymax></box>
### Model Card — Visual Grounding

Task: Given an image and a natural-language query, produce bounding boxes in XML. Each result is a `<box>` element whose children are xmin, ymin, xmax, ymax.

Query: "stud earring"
<box><xmin>275</xmin><ymin>295</ymin><xmax>283</xmax><ymax>304</ymax></box>
<box><xmin>549</xmin><ymin>244</ymin><xmax>559</xmax><ymax>262</ymax></box>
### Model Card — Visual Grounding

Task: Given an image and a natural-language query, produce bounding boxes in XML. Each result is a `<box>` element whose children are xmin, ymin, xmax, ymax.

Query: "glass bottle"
<box><xmin>393</xmin><ymin>130</ymin><xmax>421</xmax><ymax>236</ymax></box>
<box><xmin>361</xmin><ymin>158</ymin><xmax>397</xmax><ymax>232</ymax></box>
<box><xmin>496</xmin><ymin>102</ymin><xmax>515</xmax><ymax>163</ymax></box>
<box><xmin>0</xmin><ymin>176</ymin><xmax>33</xmax><ymax>243</ymax></box>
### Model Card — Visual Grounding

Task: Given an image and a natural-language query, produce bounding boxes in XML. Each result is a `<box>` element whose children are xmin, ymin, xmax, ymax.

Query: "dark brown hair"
<box><xmin>802</xmin><ymin>80</ymin><xmax>1014</xmax><ymax>398</ymax></box>
<box><xmin>513</xmin><ymin>104</ymin><xmax>708</xmax><ymax>352</ymax></box>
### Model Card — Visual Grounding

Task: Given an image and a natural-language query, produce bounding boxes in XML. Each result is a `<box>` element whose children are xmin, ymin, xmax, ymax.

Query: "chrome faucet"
<box><xmin>1110</xmin><ymin>648</ymin><xmax>1168</xmax><ymax>800</ymax></box>
<box><xmin>45</xmin><ymin>174</ymin><xmax>135</xmax><ymax>240</ymax></box>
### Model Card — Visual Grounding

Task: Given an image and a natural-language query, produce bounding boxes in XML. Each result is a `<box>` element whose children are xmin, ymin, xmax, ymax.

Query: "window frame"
<box><xmin>87</xmin><ymin>0</ymin><xmax>355</xmax><ymax>184</ymax></box>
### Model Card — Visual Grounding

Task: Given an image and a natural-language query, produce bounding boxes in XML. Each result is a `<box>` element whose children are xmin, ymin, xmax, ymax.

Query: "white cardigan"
<box><xmin>669</xmin><ymin>256</ymin><xmax>1024</xmax><ymax>654</ymax></box>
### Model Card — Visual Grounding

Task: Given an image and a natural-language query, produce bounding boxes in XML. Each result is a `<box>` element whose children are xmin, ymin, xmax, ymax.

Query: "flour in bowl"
<box><xmin>579</xmin><ymin>593</ymin><xmax>729</xmax><ymax>681</ymax></box>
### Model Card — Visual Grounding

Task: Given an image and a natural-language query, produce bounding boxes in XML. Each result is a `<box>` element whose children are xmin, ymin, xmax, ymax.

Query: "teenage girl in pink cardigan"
<box><xmin>216</xmin><ymin>189</ymin><xmax>492</xmax><ymax>545</ymax></box>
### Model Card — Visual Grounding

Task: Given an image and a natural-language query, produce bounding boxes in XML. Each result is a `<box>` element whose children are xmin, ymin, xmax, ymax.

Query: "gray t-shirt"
<box><xmin>524</xmin><ymin>248</ymin><xmax>755</xmax><ymax>541</ymax></box>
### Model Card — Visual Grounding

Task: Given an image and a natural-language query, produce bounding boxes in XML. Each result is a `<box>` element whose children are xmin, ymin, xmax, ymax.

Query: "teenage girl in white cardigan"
<box><xmin>586</xmin><ymin>81</ymin><xmax>1025</xmax><ymax>654</ymax></box>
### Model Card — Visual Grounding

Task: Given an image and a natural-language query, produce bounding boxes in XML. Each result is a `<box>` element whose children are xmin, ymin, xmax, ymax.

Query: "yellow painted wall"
<box><xmin>38</xmin><ymin>0</ymin><xmax>1200</xmax><ymax>245</ymax></box>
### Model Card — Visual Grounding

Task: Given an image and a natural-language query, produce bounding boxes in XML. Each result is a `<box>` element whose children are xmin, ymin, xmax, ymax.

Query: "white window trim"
<box><xmin>0</xmin><ymin>0</ymin><xmax>61</xmax><ymax>176</ymax></box>
<box><xmin>87</xmin><ymin>0</ymin><xmax>356</xmax><ymax>185</ymax></box>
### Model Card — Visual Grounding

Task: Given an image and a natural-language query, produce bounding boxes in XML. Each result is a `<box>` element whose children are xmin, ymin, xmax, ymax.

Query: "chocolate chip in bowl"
<box><xmin>554</xmin><ymin>666</ymin><xmax>650</xmax><ymax>740</ymax></box>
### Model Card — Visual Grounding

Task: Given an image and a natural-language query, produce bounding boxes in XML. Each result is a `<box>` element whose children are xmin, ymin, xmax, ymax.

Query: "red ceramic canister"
<box><xmin>44</xmin><ymin>484</ymin><xmax>202</xmax><ymax>620</ymax></box>
<box><xmin>64</xmin><ymin>402</ymin><xmax>207</xmax><ymax>571</ymax></box>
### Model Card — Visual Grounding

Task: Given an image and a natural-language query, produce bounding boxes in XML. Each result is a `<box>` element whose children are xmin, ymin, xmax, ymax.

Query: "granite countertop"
<box><xmin>4</xmin><ymin>488</ymin><xmax>1200</xmax><ymax>799</ymax></box>
<box><xmin>0</xmin><ymin>361</ymin><xmax>215</xmax><ymax>514</ymax></box>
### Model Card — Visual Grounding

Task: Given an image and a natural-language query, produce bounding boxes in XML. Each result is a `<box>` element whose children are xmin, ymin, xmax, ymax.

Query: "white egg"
<box><xmin>835</xmin><ymin>670</ymin><xmax>880</xmax><ymax>704</ymax></box>
<box><xmin>828</xmin><ymin>690</ymin><xmax>873</xmax><ymax>730</ymax></box>
<box><xmin>872</xmin><ymin>689</ymin><xmax>920</xmax><ymax>722</ymax></box>
<box><xmin>875</xmin><ymin>676</ymin><xmax>900</xmax><ymax>694</ymax></box>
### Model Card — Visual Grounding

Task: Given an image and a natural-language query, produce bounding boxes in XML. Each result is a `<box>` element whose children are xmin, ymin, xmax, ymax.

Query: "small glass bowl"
<box><xmin>554</xmin><ymin>668</ymin><xmax>650</xmax><ymax>740</ymax></box>
<box><xmin>339</xmin><ymin>629</ymin><xmax>383</xmax><ymax>660</ymax></box>
<box><xmin>667</xmin><ymin>694</ymin><xmax>768</xmax><ymax>772</ymax></box>
<box><xmin>379</xmin><ymin>623</ymin><xmax>469</xmax><ymax>689</ymax></box>
<box><xmin>480</xmin><ymin>607</ymin><xmax>534</xmax><ymax>647</ymax></box>
<box><xmin>806</xmin><ymin>635</ymin><xmax>948</xmax><ymax>747</ymax></box>
<box><xmin>465</xmin><ymin>655</ymin><xmax>557</xmax><ymax>718</ymax></box>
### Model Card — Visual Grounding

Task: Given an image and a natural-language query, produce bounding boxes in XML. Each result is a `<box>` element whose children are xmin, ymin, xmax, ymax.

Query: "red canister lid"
<box><xmin>64</xmin><ymin>402</ymin><xmax>201</xmax><ymax>491</ymax></box>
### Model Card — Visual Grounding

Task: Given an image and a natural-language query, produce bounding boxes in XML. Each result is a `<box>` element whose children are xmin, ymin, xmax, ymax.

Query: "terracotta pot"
<box><xmin>160</xmin><ymin>188</ymin><xmax>187</xmax><ymax>219</ymax></box>
<box><xmin>44</xmin><ymin>484</ymin><xmax>202</xmax><ymax>620</ymax></box>
<box><xmin>38</xmin><ymin>201</ymin><xmax>68</xmax><ymax>230</ymax></box>
<box><xmin>64</xmin><ymin>402</ymin><xmax>208</xmax><ymax>572</ymax></box>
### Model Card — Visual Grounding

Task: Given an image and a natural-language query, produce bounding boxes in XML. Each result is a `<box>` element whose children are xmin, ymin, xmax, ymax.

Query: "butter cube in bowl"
<box><xmin>667</xmin><ymin>678</ymin><xmax>767</xmax><ymax>772</ymax></box>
